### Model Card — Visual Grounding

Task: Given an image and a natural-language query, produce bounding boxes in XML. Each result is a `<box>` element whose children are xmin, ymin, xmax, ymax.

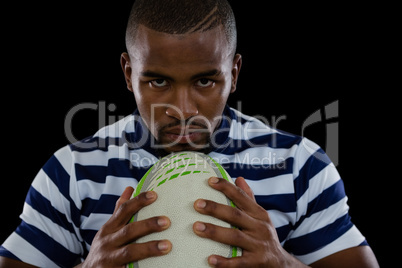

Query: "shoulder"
<box><xmin>64</xmin><ymin>113</ymin><xmax>158</xmax><ymax>166</ymax></box>
<box><xmin>40</xmin><ymin>113</ymin><xmax>156</xmax><ymax>202</ymax></box>
<box><xmin>226</xmin><ymin>107</ymin><xmax>334</xmax><ymax>169</ymax></box>
<box><xmin>226</xmin><ymin>108</ymin><xmax>303</xmax><ymax>149</ymax></box>
<box><xmin>69</xmin><ymin>113</ymin><xmax>138</xmax><ymax>153</ymax></box>
<box><xmin>219</xmin><ymin>108</ymin><xmax>346</xmax><ymax>210</ymax></box>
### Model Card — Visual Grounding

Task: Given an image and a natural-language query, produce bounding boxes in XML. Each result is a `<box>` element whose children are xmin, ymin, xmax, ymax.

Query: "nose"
<box><xmin>165</xmin><ymin>87</ymin><xmax>198</xmax><ymax>121</ymax></box>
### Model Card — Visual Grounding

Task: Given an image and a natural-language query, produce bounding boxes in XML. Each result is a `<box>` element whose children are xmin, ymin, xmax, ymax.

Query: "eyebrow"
<box><xmin>141</xmin><ymin>69</ymin><xmax>222</xmax><ymax>81</ymax></box>
<box><xmin>191</xmin><ymin>69</ymin><xmax>222</xmax><ymax>80</ymax></box>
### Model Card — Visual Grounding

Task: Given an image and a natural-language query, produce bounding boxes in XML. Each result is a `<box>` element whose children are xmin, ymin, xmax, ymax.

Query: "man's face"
<box><xmin>122</xmin><ymin>25</ymin><xmax>241</xmax><ymax>153</ymax></box>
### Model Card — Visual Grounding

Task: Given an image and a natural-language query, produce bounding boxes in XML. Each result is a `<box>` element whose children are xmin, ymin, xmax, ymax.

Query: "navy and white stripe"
<box><xmin>0</xmin><ymin>106</ymin><xmax>366</xmax><ymax>267</ymax></box>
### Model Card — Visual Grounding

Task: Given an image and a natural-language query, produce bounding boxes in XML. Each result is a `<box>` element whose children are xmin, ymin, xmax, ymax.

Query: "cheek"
<box><xmin>209</xmin><ymin>104</ymin><xmax>227</xmax><ymax>130</ymax></box>
<box><xmin>136</xmin><ymin>103</ymin><xmax>165</xmax><ymax>139</ymax></box>
<box><xmin>197</xmin><ymin>92</ymin><xmax>229</xmax><ymax>130</ymax></box>
<box><xmin>131</xmin><ymin>84</ymin><xmax>158</xmax><ymax>134</ymax></box>
<box><xmin>132</xmin><ymin>78</ymin><xmax>154</xmax><ymax>114</ymax></box>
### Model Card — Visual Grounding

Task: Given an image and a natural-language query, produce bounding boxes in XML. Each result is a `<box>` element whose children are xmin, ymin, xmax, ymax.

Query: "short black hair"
<box><xmin>125</xmin><ymin>0</ymin><xmax>237</xmax><ymax>56</ymax></box>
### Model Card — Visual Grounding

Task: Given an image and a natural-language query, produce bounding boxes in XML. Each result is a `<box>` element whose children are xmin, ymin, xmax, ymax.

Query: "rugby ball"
<box><xmin>127</xmin><ymin>151</ymin><xmax>241</xmax><ymax>268</ymax></box>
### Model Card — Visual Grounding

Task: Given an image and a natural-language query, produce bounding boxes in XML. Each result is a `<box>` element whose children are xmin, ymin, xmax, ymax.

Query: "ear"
<box><xmin>230</xmin><ymin>54</ymin><xmax>242</xmax><ymax>93</ymax></box>
<box><xmin>121</xmin><ymin>52</ymin><xmax>133</xmax><ymax>92</ymax></box>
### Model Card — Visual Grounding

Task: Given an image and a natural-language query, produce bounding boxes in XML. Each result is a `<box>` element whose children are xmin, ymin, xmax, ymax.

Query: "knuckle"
<box><xmin>260</xmin><ymin>218</ymin><xmax>276</xmax><ymax>235</ymax></box>
<box><xmin>132</xmin><ymin>193</ymin><xmax>145</xmax><ymax>204</ymax></box>
<box><xmin>96</xmin><ymin>225</ymin><xmax>111</xmax><ymax>238</ymax></box>
<box><xmin>146</xmin><ymin>241</ymin><xmax>163</xmax><ymax>256</ymax></box>
<box><xmin>120</xmin><ymin>245</ymin><xmax>134</xmax><ymax>260</ymax></box>
<box><xmin>212</xmin><ymin>177</ymin><xmax>229</xmax><ymax>190</ymax></box>
<box><xmin>119</xmin><ymin>193</ymin><xmax>154</xmax><ymax>214</ymax></box>
<box><xmin>234</xmin><ymin>257</ymin><xmax>248</xmax><ymax>268</ymax></box>
<box><xmin>96</xmin><ymin>226</ymin><xmax>106</xmax><ymax>237</ymax></box>
<box><xmin>118</xmin><ymin>201</ymin><xmax>130</xmax><ymax>213</ymax></box>
<box><xmin>257</xmin><ymin>205</ymin><xmax>269</xmax><ymax>216</ymax></box>
<box><xmin>115</xmin><ymin>198</ymin><xmax>122</xmax><ymax>208</ymax></box>
<box><xmin>120</xmin><ymin>224</ymin><xmax>131</xmax><ymax>237</ymax></box>
<box><xmin>212</xmin><ymin>256</ymin><xmax>245</xmax><ymax>268</ymax></box>
<box><xmin>133</xmin><ymin>216</ymin><xmax>169</xmax><ymax>236</ymax></box>
<box><xmin>257</xmin><ymin>238</ymin><xmax>270</xmax><ymax>251</ymax></box>
<box><xmin>203</xmin><ymin>223</ymin><xmax>217</xmax><ymax>237</ymax></box>
<box><xmin>121</xmin><ymin>241</ymin><xmax>162</xmax><ymax>263</ymax></box>
<box><xmin>231</xmin><ymin>228</ymin><xmax>245</xmax><ymax>243</ymax></box>
<box><xmin>236</xmin><ymin>186</ymin><xmax>249</xmax><ymax>200</ymax></box>
<box><xmin>149</xmin><ymin>217</ymin><xmax>164</xmax><ymax>230</ymax></box>
<box><xmin>205</xmin><ymin>200</ymin><xmax>218</xmax><ymax>212</ymax></box>
<box><xmin>132</xmin><ymin>192</ymin><xmax>150</xmax><ymax>205</ymax></box>
<box><xmin>230</xmin><ymin>207</ymin><xmax>243</xmax><ymax>219</ymax></box>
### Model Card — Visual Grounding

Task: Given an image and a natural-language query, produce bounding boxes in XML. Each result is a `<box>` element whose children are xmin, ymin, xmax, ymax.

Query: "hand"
<box><xmin>193</xmin><ymin>177</ymin><xmax>308</xmax><ymax>268</ymax></box>
<box><xmin>79</xmin><ymin>187</ymin><xmax>172</xmax><ymax>268</ymax></box>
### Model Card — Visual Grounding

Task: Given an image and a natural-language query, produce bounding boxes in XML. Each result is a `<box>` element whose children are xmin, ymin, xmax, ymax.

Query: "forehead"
<box><xmin>128</xmin><ymin>25</ymin><xmax>232</xmax><ymax>72</ymax></box>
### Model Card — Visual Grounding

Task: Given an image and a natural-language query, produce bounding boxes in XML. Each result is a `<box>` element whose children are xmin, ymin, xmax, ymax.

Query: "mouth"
<box><xmin>164</xmin><ymin>126</ymin><xmax>208</xmax><ymax>144</ymax></box>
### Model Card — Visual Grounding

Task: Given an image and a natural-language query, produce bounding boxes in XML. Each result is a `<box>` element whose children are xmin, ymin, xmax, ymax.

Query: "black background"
<box><xmin>1</xmin><ymin>1</ymin><xmax>395</xmax><ymax>266</ymax></box>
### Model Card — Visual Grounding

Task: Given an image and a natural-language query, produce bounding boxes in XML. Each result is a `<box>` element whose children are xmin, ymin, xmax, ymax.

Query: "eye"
<box><xmin>150</xmin><ymin>79</ymin><xmax>169</xmax><ymax>87</ymax></box>
<box><xmin>196</xmin><ymin>78</ymin><xmax>214</xmax><ymax>88</ymax></box>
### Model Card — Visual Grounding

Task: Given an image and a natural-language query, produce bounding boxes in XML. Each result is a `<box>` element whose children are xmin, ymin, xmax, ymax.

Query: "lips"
<box><xmin>164</xmin><ymin>126</ymin><xmax>205</xmax><ymax>144</ymax></box>
<box><xmin>165</xmin><ymin>126</ymin><xmax>203</xmax><ymax>135</ymax></box>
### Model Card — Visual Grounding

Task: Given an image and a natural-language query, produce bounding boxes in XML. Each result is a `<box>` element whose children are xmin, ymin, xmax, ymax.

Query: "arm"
<box><xmin>193</xmin><ymin>177</ymin><xmax>379</xmax><ymax>268</ymax></box>
<box><xmin>0</xmin><ymin>257</ymin><xmax>38</xmax><ymax>268</ymax></box>
<box><xmin>310</xmin><ymin>246</ymin><xmax>379</xmax><ymax>268</ymax></box>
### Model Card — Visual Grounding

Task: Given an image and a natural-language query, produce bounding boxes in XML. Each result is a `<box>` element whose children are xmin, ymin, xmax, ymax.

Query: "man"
<box><xmin>0</xmin><ymin>0</ymin><xmax>379</xmax><ymax>267</ymax></box>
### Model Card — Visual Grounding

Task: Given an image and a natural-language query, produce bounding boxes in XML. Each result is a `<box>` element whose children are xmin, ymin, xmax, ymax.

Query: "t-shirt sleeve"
<box><xmin>0</xmin><ymin>146</ymin><xmax>84</xmax><ymax>267</ymax></box>
<box><xmin>285</xmin><ymin>138</ymin><xmax>367</xmax><ymax>265</ymax></box>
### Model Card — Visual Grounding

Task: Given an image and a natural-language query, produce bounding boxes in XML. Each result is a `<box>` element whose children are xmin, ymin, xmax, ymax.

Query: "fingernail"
<box><xmin>146</xmin><ymin>191</ymin><xmax>155</xmax><ymax>199</ymax></box>
<box><xmin>209</xmin><ymin>177</ymin><xmax>219</xmax><ymax>184</ymax></box>
<box><xmin>209</xmin><ymin>256</ymin><xmax>218</xmax><ymax>266</ymax></box>
<box><xmin>158</xmin><ymin>241</ymin><xmax>170</xmax><ymax>251</ymax></box>
<box><xmin>196</xmin><ymin>199</ymin><xmax>207</xmax><ymax>209</ymax></box>
<box><xmin>157</xmin><ymin>217</ymin><xmax>168</xmax><ymax>227</ymax></box>
<box><xmin>194</xmin><ymin>222</ymin><xmax>206</xmax><ymax>232</ymax></box>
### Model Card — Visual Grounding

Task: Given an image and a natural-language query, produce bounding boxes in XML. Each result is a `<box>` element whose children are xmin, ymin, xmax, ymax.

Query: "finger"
<box><xmin>193</xmin><ymin>221</ymin><xmax>254</xmax><ymax>252</ymax></box>
<box><xmin>114</xmin><ymin>186</ymin><xmax>135</xmax><ymax>213</ymax></box>
<box><xmin>117</xmin><ymin>239</ymin><xmax>172</xmax><ymax>265</ymax></box>
<box><xmin>234</xmin><ymin>177</ymin><xmax>256</xmax><ymax>202</ymax></box>
<box><xmin>107</xmin><ymin>191</ymin><xmax>158</xmax><ymax>230</ymax></box>
<box><xmin>112</xmin><ymin>216</ymin><xmax>171</xmax><ymax>245</ymax></box>
<box><xmin>208</xmin><ymin>255</ymin><xmax>246</xmax><ymax>268</ymax></box>
<box><xmin>194</xmin><ymin>199</ymin><xmax>255</xmax><ymax>230</ymax></box>
<box><xmin>208</xmin><ymin>177</ymin><xmax>265</xmax><ymax>219</ymax></box>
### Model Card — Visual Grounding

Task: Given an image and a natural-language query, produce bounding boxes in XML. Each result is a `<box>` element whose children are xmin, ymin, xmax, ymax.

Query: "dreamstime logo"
<box><xmin>63</xmin><ymin>100</ymin><xmax>340</xmax><ymax>166</ymax></box>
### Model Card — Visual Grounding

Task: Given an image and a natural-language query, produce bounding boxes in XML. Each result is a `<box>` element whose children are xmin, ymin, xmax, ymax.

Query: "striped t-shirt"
<box><xmin>0</xmin><ymin>106</ymin><xmax>367</xmax><ymax>267</ymax></box>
